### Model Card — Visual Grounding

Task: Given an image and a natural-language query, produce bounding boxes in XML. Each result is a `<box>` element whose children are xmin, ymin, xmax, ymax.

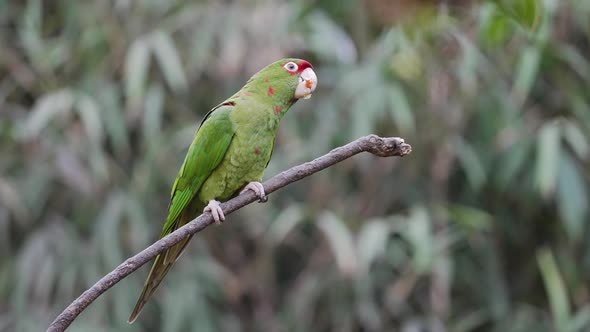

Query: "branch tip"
<box><xmin>363</xmin><ymin>135</ymin><xmax>411</xmax><ymax>157</ymax></box>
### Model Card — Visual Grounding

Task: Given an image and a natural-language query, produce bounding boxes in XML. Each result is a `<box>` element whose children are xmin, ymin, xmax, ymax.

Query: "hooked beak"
<box><xmin>294</xmin><ymin>67</ymin><xmax>318</xmax><ymax>100</ymax></box>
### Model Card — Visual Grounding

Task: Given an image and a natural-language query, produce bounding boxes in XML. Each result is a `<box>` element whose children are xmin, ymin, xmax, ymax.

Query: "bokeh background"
<box><xmin>1</xmin><ymin>0</ymin><xmax>590</xmax><ymax>331</ymax></box>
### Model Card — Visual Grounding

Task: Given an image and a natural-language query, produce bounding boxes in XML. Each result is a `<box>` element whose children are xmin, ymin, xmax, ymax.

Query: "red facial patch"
<box><xmin>254</xmin><ymin>147</ymin><xmax>260</xmax><ymax>155</ymax></box>
<box><xmin>273</xmin><ymin>105</ymin><xmax>283</xmax><ymax>115</ymax></box>
<box><xmin>282</xmin><ymin>60</ymin><xmax>314</xmax><ymax>75</ymax></box>
<box><xmin>267</xmin><ymin>86</ymin><xmax>274</xmax><ymax>96</ymax></box>
<box><xmin>297</xmin><ymin>60</ymin><xmax>313</xmax><ymax>71</ymax></box>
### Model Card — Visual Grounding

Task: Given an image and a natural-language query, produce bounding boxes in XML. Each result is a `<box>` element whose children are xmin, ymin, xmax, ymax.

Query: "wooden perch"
<box><xmin>46</xmin><ymin>134</ymin><xmax>412</xmax><ymax>332</ymax></box>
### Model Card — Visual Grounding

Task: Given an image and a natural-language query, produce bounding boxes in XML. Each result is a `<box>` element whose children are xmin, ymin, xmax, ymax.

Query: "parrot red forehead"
<box><xmin>282</xmin><ymin>59</ymin><xmax>314</xmax><ymax>75</ymax></box>
<box><xmin>297</xmin><ymin>60</ymin><xmax>313</xmax><ymax>71</ymax></box>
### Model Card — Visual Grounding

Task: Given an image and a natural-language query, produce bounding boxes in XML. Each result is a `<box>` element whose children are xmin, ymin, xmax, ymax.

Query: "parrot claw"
<box><xmin>240</xmin><ymin>181</ymin><xmax>267</xmax><ymax>203</ymax></box>
<box><xmin>204</xmin><ymin>200</ymin><xmax>225</xmax><ymax>224</ymax></box>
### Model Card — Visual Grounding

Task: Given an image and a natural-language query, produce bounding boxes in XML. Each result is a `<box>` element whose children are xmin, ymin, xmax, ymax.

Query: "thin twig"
<box><xmin>46</xmin><ymin>134</ymin><xmax>411</xmax><ymax>332</ymax></box>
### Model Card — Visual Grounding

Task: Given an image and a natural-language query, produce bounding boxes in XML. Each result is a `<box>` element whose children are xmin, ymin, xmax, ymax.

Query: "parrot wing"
<box><xmin>162</xmin><ymin>104</ymin><xmax>235</xmax><ymax>235</ymax></box>
<box><xmin>128</xmin><ymin>104</ymin><xmax>235</xmax><ymax>323</ymax></box>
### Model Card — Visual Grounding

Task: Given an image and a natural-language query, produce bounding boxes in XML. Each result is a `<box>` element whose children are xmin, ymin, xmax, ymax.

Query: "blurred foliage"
<box><xmin>1</xmin><ymin>0</ymin><xmax>590</xmax><ymax>331</ymax></box>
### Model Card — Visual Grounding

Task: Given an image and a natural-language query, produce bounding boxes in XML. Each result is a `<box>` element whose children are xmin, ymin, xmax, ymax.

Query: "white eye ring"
<box><xmin>283</xmin><ymin>62</ymin><xmax>298</xmax><ymax>72</ymax></box>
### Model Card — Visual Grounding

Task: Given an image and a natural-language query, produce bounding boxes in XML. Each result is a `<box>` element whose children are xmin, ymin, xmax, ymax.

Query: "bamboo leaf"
<box><xmin>565</xmin><ymin>306</ymin><xmax>590</xmax><ymax>332</ymax></box>
<box><xmin>535</xmin><ymin>121</ymin><xmax>561</xmax><ymax>196</ymax></box>
<box><xmin>513</xmin><ymin>46</ymin><xmax>541</xmax><ymax>104</ymax></box>
<box><xmin>455</xmin><ymin>138</ymin><xmax>487</xmax><ymax>191</ymax></box>
<box><xmin>266</xmin><ymin>204</ymin><xmax>304</xmax><ymax>245</ymax></box>
<box><xmin>143</xmin><ymin>82</ymin><xmax>165</xmax><ymax>142</ymax></box>
<box><xmin>125</xmin><ymin>37</ymin><xmax>151</xmax><ymax>107</ymax></box>
<box><xmin>357</xmin><ymin>219</ymin><xmax>391</xmax><ymax>273</ymax></box>
<box><xmin>306</xmin><ymin>11</ymin><xmax>357</xmax><ymax>64</ymax></box>
<box><xmin>149</xmin><ymin>30</ymin><xmax>188</xmax><ymax>93</ymax></box>
<box><xmin>76</xmin><ymin>94</ymin><xmax>104</xmax><ymax>145</ymax></box>
<box><xmin>494</xmin><ymin>0</ymin><xmax>543</xmax><ymax>30</ymax></box>
<box><xmin>403</xmin><ymin>206</ymin><xmax>433</xmax><ymax>273</ymax></box>
<box><xmin>317</xmin><ymin>211</ymin><xmax>358</xmax><ymax>276</ymax></box>
<box><xmin>537</xmin><ymin>248</ymin><xmax>570</xmax><ymax>331</ymax></box>
<box><xmin>496</xmin><ymin>139</ymin><xmax>532</xmax><ymax>189</ymax></box>
<box><xmin>388</xmin><ymin>82</ymin><xmax>415</xmax><ymax>133</ymax></box>
<box><xmin>561</xmin><ymin>120</ymin><xmax>589</xmax><ymax>160</ymax></box>
<box><xmin>479</xmin><ymin>3</ymin><xmax>512</xmax><ymax>46</ymax></box>
<box><xmin>557</xmin><ymin>153</ymin><xmax>588</xmax><ymax>241</ymax></box>
<box><xmin>18</xmin><ymin>89</ymin><xmax>74</xmax><ymax>140</ymax></box>
<box><xmin>448</xmin><ymin>204</ymin><xmax>492</xmax><ymax>231</ymax></box>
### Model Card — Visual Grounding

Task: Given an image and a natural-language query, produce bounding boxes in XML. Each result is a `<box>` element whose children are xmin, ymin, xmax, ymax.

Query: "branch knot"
<box><xmin>363</xmin><ymin>135</ymin><xmax>412</xmax><ymax>157</ymax></box>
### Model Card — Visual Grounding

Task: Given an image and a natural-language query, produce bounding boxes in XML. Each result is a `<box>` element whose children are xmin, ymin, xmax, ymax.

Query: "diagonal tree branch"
<box><xmin>46</xmin><ymin>134</ymin><xmax>412</xmax><ymax>332</ymax></box>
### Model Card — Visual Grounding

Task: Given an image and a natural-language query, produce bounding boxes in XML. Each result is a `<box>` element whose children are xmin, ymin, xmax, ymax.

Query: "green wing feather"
<box><xmin>161</xmin><ymin>105</ymin><xmax>234</xmax><ymax>235</ymax></box>
<box><xmin>128</xmin><ymin>105</ymin><xmax>235</xmax><ymax>323</ymax></box>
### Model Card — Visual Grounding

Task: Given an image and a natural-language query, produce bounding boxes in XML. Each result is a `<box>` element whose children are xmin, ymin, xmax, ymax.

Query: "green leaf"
<box><xmin>124</xmin><ymin>37</ymin><xmax>151</xmax><ymax>107</ymax></box>
<box><xmin>479</xmin><ymin>3</ymin><xmax>512</xmax><ymax>46</ymax></box>
<box><xmin>317</xmin><ymin>211</ymin><xmax>358</xmax><ymax>276</ymax></box>
<box><xmin>403</xmin><ymin>206</ymin><xmax>433</xmax><ymax>273</ymax></box>
<box><xmin>496</xmin><ymin>139</ymin><xmax>532</xmax><ymax>189</ymax></box>
<box><xmin>557</xmin><ymin>153</ymin><xmax>588</xmax><ymax>241</ymax></box>
<box><xmin>306</xmin><ymin>11</ymin><xmax>357</xmax><ymax>64</ymax></box>
<box><xmin>537</xmin><ymin>248</ymin><xmax>570</xmax><ymax>331</ymax></box>
<box><xmin>149</xmin><ymin>30</ymin><xmax>188</xmax><ymax>93</ymax></box>
<box><xmin>565</xmin><ymin>306</ymin><xmax>590</xmax><ymax>332</ymax></box>
<box><xmin>494</xmin><ymin>0</ymin><xmax>542</xmax><ymax>30</ymax></box>
<box><xmin>388</xmin><ymin>82</ymin><xmax>415</xmax><ymax>133</ymax></box>
<box><xmin>94</xmin><ymin>192</ymin><xmax>125</xmax><ymax>267</ymax></box>
<box><xmin>266</xmin><ymin>204</ymin><xmax>305</xmax><ymax>245</ymax></box>
<box><xmin>448</xmin><ymin>204</ymin><xmax>492</xmax><ymax>231</ymax></box>
<box><xmin>188</xmin><ymin>14</ymin><xmax>216</xmax><ymax>74</ymax></box>
<box><xmin>452</xmin><ymin>310</ymin><xmax>489</xmax><ymax>332</ymax></box>
<box><xmin>455</xmin><ymin>138</ymin><xmax>487</xmax><ymax>191</ymax></box>
<box><xmin>390</xmin><ymin>47</ymin><xmax>423</xmax><ymax>81</ymax></box>
<box><xmin>560</xmin><ymin>45</ymin><xmax>590</xmax><ymax>83</ymax></box>
<box><xmin>95</xmin><ymin>84</ymin><xmax>130</xmax><ymax>155</ymax></box>
<box><xmin>352</xmin><ymin>82</ymin><xmax>385</xmax><ymax>139</ymax></box>
<box><xmin>561</xmin><ymin>120</ymin><xmax>589</xmax><ymax>160</ymax></box>
<box><xmin>143</xmin><ymin>82</ymin><xmax>165</xmax><ymax>142</ymax></box>
<box><xmin>0</xmin><ymin>178</ymin><xmax>30</xmax><ymax>223</ymax></box>
<box><xmin>76</xmin><ymin>94</ymin><xmax>104</xmax><ymax>145</ymax></box>
<box><xmin>18</xmin><ymin>89</ymin><xmax>74</xmax><ymax>140</ymax></box>
<box><xmin>535</xmin><ymin>121</ymin><xmax>561</xmax><ymax>197</ymax></box>
<box><xmin>357</xmin><ymin>219</ymin><xmax>391</xmax><ymax>273</ymax></box>
<box><xmin>512</xmin><ymin>46</ymin><xmax>541</xmax><ymax>104</ymax></box>
<box><xmin>455</xmin><ymin>34</ymin><xmax>481</xmax><ymax>94</ymax></box>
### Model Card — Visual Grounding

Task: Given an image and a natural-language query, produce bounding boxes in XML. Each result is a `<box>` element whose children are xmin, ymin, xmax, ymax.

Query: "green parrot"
<box><xmin>128</xmin><ymin>58</ymin><xmax>317</xmax><ymax>323</ymax></box>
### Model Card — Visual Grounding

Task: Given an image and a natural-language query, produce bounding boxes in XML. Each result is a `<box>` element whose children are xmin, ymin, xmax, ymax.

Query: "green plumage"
<box><xmin>128</xmin><ymin>58</ymin><xmax>311</xmax><ymax>323</ymax></box>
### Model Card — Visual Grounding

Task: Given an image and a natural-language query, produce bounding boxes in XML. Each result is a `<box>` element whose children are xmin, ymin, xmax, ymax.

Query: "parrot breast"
<box><xmin>197</xmin><ymin>104</ymin><xmax>276</xmax><ymax>203</ymax></box>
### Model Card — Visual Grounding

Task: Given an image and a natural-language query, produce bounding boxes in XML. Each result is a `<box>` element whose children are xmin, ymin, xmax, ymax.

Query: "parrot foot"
<box><xmin>204</xmin><ymin>200</ymin><xmax>225</xmax><ymax>224</ymax></box>
<box><xmin>240</xmin><ymin>181</ymin><xmax>267</xmax><ymax>203</ymax></box>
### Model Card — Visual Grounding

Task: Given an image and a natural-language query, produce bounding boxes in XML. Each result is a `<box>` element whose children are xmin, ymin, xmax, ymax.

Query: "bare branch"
<box><xmin>46</xmin><ymin>135</ymin><xmax>411</xmax><ymax>332</ymax></box>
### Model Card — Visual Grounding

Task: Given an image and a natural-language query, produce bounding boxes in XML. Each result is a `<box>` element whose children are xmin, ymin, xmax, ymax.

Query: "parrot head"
<box><xmin>248</xmin><ymin>58</ymin><xmax>318</xmax><ymax>101</ymax></box>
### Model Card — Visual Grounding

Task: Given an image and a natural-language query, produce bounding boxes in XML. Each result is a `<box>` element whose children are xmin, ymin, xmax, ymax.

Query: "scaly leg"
<box><xmin>240</xmin><ymin>181</ymin><xmax>267</xmax><ymax>202</ymax></box>
<box><xmin>204</xmin><ymin>200</ymin><xmax>225</xmax><ymax>224</ymax></box>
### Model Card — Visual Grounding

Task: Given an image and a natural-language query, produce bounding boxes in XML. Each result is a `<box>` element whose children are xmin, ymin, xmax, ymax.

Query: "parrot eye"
<box><xmin>283</xmin><ymin>62</ymin><xmax>298</xmax><ymax>72</ymax></box>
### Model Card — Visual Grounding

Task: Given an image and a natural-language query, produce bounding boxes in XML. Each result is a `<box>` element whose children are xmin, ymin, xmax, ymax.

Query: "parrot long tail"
<box><xmin>127</xmin><ymin>203</ymin><xmax>199</xmax><ymax>323</ymax></box>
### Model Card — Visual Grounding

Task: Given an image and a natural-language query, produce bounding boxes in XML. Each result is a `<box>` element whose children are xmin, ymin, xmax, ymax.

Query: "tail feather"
<box><xmin>128</xmin><ymin>203</ymin><xmax>200</xmax><ymax>323</ymax></box>
<box><xmin>127</xmin><ymin>254</ymin><xmax>174</xmax><ymax>323</ymax></box>
<box><xmin>163</xmin><ymin>235</ymin><xmax>194</xmax><ymax>265</ymax></box>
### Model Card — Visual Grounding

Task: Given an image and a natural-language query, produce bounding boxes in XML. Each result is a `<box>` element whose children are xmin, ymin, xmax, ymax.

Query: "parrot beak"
<box><xmin>294</xmin><ymin>68</ymin><xmax>318</xmax><ymax>100</ymax></box>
